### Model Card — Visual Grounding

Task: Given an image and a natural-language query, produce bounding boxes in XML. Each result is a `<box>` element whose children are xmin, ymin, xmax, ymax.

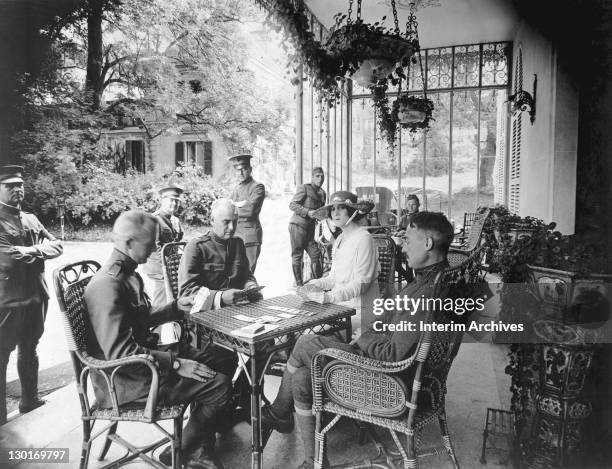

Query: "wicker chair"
<box><xmin>312</xmin><ymin>246</ymin><xmax>487</xmax><ymax>469</ymax></box>
<box><xmin>372</xmin><ymin>234</ymin><xmax>396</xmax><ymax>299</ymax></box>
<box><xmin>161</xmin><ymin>241</ymin><xmax>186</xmax><ymax>300</ymax></box>
<box><xmin>449</xmin><ymin>209</ymin><xmax>490</xmax><ymax>267</ymax></box>
<box><xmin>53</xmin><ymin>261</ymin><xmax>186</xmax><ymax>469</ymax></box>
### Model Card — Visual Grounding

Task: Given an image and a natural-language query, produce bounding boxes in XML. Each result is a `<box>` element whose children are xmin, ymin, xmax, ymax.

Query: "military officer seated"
<box><xmin>84</xmin><ymin>210</ymin><xmax>232</xmax><ymax>469</ymax></box>
<box><xmin>178</xmin><ymin>198</ymin><xmax>264</xmax><ymax>418</ymax></box>
<box><xmin>178</xmin><ymin>197</ymin><xmax>262</xmax><ymax>305</ymax></box>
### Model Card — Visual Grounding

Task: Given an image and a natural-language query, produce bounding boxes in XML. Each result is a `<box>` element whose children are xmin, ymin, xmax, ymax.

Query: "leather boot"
<box><xmin>292</xmin><ymin>263</ymin><xmax>303</xmax><ymax>287</ymax></box>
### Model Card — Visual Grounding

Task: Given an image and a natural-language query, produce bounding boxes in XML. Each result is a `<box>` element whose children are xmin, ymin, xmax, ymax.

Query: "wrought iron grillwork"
<box><xmin>353</xmin><ymin>41</ymin><xmax>511</xmax><ymax>97</ymax></box>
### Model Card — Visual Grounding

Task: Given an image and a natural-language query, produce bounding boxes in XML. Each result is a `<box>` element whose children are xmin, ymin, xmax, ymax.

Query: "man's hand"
<box><xmin>308</xmin><ymin>210</ymin><xmax>316</xmax><ymax>218</ymax></box>
<box><xmin>221</xmin><ymin>288</ymin><xmax>247</xmax><ymax>305</ymax></box>
<box><xmin>175</xmin><ymin>358</ymin><xmax>216</xmax><ymax>382</ymax></box>
<box><xmin>246</xmin><ymin>290</ymin><xmax>264</xmax><ymax>303</ymax></box>
<box><xmin>177</xmin><ymin>296</ymin><xmax>194</xmax><ymax>313</ymax></box>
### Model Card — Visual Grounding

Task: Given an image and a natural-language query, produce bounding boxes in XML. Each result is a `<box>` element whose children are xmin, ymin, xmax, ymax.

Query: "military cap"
<box><xmin>0</xmin><ymin>165</ymin><xmax>24</xmax><ymax>184</ymax></box>
<box><xmin>159</xmin><ymin>183</ymin><xmax>184</xmax><ymax>199</ymax></box>
<box><xmin>228</xmin><ymin>154</ymin><xmax>253</xmax><ymax>166</ymax></box>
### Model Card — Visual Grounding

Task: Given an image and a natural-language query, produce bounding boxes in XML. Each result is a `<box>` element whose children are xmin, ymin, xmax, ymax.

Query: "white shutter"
<box><xmin>508</xmin><ymin>48</ymin><xmax>523</xmax><ymax>213</ymax></box>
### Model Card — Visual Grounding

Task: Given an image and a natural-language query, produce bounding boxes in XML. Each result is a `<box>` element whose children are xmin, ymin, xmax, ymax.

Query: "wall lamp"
<box><xmin>508</xmin><ymin>74</ymin><xmax>537</xmax><ymax>124</ymax></box>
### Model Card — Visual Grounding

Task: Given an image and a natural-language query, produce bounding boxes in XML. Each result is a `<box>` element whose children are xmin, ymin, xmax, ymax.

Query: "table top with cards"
<box><xmin>189</xmin><ymin>294</ymin><xmax>355</xmax><ymax>349</ymax></box>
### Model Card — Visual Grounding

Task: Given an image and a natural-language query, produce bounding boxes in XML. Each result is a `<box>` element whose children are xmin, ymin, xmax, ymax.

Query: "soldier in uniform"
<box><xmin>229</xmin><ymin>154</ymin><xmax>265</xmax><ymax>273</ymax></box>
<box><xmin>0</xmin><ymin>165</ymin><xmax>63</xmax><ymax>425</ymax></box>
<box><xmin>178</xmin><ymin>197</ymin><xmax>262</xmax><ymax>307</ymax></box>
<box><xmin>143</xmin><ymin>184</ymin><xmax>184</xmax><ymax>307</ymax></box>
<box><xmin>178</xmin><ymin>198</ymin><xmax>264</xmax><ymax>419</ymax></box>
<box><xmin>84</xmin><ymin>210</ymin><xmax>231</xmax><ymax>469</ymax></box>
<box><xmin>288</xmin><ymin>167</ymin><xmax>326</xmax><ymax>286</ymax></box>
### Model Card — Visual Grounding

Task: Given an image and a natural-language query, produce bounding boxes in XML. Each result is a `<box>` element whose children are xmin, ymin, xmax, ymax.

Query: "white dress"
<box><xmin>309</xmin><ymin>225</ymin><xmax>380</xmax><ymax>334</ymax></box>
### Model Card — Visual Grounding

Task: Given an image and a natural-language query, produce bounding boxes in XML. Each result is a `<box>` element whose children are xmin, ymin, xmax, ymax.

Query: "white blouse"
<box><xmin>310</xmin><ymin>225</ymin><xmax>380</xmax><ymax>332</ymax></box>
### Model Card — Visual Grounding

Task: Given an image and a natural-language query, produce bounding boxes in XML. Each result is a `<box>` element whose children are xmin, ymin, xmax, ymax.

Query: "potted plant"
<box><xmin>325</xmin><ymin>17</ymin><xmax>417</xmax><ymax>88</ymax></box>
<box><xmin>481</xmin><ymin>207</ymin><xmax>611</xmax><ymax>467</ymax></box>
<box><xmin>393</xmin><ymin>93</ymin><xmax>434</xmax><ymax>132</ymax></box>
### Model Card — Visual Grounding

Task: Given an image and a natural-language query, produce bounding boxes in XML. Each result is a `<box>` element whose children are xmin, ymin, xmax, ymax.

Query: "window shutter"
<box><xmin>508</xmin><ymin>48</ymin><xmax>523</xmax><ymax>213</ymax></box>
<box><xmin>204</xmin><ymin>141</ymin><xmax>213</xmax><ymax>175</ymax></box>
<box><xmin>175</xmin><ymin>142</ymin><xmax>184</xmax><ymax>166</ymax></box>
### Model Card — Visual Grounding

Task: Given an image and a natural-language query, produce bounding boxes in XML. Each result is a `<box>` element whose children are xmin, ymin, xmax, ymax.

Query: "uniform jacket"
<box><xmin>84</xmin><ymin>249</ymin><xmax>183</xmax><ymax>407</ymax></box>
<box><xmin>356</xmin><ymin>260</ymin><xmax>449</xmax><ymax>363</ymax></box>
<box><xmin>0</xmin><ymin>202</ymin><xmax>63</xmax><ymax>308</ymax></box>
<box><xmin>142</xmin><ymin>211</ymin><xmax>183</xmax><ymax>276</ymax></box>
<box><xmin>289</xmin><ymin>183</ymin><xmax>326</xmax><ymax>228</ymax></box>
<box><xmin>230</xmin><ymin>176</ymin><xmax>265</xmax><ymax>246</ymax></box>
<box><xmin>178</xmin><ymin>230</ymin><xmax>258</xmax><ymax>300</ymax></box>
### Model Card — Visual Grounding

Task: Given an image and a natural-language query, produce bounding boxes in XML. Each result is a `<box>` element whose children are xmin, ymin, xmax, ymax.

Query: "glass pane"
<box><xmin>335</xmin><ymin>102</ymin><xmax>342</xmax><ymax>193</ymax></box>
<box><xmin>314</xmin><ymin>93</ymin><xmax>323</xmax><ymax>169</ymax></box>
<box><xmin>427</xmin><ymin>47</ymin><xmax>452</xmax><ymax>90</ymax></box>
<box><xmin>480</xmin><ymin>88</ymin><xmax>508</xmax><ymax>206</ymax></box>
<box><xmin>321</xmin><ymin>104</ymin><xmax>329</xmax><ymax>196</ymax></box>
<box><xmin>351</xmin><ymin>98</ymin><xmax>375</xmax><ymax>193</ymax></box>
<box><xmin>302</xmin><ymin>80</ymin><xmax>312</xmax><ymax>182</ymax></box>
<box><xmin>454</xmin><ymin>45</ymin><xmax>480</xmax><ymax>88</ymax></box>
<box><xmin>482</xmin><ymin>43</ymin><xmax>510</xmax><ymax>86</ymax></box>
<box><xmin>375</xmin><ymin>134</ymin><xmax>400</xmax><ymax>226</ymax></box>
<box><xmin>451</xmin><ymin>90</ymin><xmax>479</xmax><ymax>227</ymax></box>
<box><xmin>425</xmin><ymin>92</ymin><xmax>451</xmax><ymax>216</ymax></box>
<box><xmin>399</xmin><ymin>127</ymin><xmax>425</xmax><ymax>215</ymax></box>
<box><xmin>407</xmin><ymin>51</ymin><xmax>425</xmax><ymax>92</ymax></box>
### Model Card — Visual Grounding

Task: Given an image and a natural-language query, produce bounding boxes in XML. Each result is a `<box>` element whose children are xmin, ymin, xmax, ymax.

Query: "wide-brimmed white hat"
<box><xmin>311</xmin><ymin>190</ymin><xmax>374</xmax><ymax>220</ymax></box>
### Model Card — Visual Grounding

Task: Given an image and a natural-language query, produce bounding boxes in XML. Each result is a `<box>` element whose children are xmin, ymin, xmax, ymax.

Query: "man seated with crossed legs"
<box><xmin>261</xmin><ymin>212</ymin><xmax>454</xmax><ymax>469</ymax></box>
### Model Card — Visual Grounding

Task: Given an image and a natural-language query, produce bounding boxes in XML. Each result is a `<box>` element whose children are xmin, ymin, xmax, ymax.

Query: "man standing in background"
<box><xmin>229</xmin><ymin>154</ymin><xmax>265</xmax><ymax>273</ymax></box>
<box><xmin>143</xmin><ymin>184</ymin><xmax>184</xmax><ymax>307</ymax></box>
<box><xmin>0</xmin><ymin>165</ymin><xmax>63</xmax><ymax>425</ymax></box>
<box><xmin>288</xmin><ymin>167</ymin><xmax>326</xmax><ymax>286</ymax></box>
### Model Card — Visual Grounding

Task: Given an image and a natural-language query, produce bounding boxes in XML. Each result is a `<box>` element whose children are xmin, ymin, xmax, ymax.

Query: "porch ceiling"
<box><xmin>304</xmin><ymin>0</ymin><xmax>519</xmax><ymax>48</ymax></box>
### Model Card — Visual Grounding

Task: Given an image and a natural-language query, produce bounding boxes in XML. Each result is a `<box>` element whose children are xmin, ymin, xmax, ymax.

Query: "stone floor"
<box><xmin>1</xmin><ymin>342</ymin><xmax>514</xmax><ymax>469</ymax></box>
<box><xmin>1</xmin><ymin>194</ymin><xmax>517</xmax><ymax>468</ymax></box>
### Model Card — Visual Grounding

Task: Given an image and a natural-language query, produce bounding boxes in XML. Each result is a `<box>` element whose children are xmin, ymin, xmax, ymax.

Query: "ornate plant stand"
<box><xmin>526</xmin><ymin>320</ymin><xmax>596</xmax><ymax>469</ymax></box>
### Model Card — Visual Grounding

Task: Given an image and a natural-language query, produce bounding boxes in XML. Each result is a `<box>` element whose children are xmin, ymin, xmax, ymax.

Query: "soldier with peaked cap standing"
<box><xmin>288</xmin><ymin>167</ymin><xmax>326</xmax><ymax>286</ymax></box>
<box><xmin>143</xmin><ymin>184</ymin><xmax>185</xmax><ymax>307</ymax></box>
<box><xmin>229</xmin><ymin>154</ymin><xmax>265</xmax><ymax>273</ymax></box>
<box><xmin>0</xmin><ymin>165</ymin><xmax>63</xmax><ymax>425</ymax></box>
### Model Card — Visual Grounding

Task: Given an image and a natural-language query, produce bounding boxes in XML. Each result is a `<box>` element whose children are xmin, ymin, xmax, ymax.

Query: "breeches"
<box><xmin>287</xmin><ymin>334</ymin><xmax>359</xmax><ymax>407</ymax></box>
<box><xmin>289</xmin><ymin>223</ymin><xmax>323</xmax><ymax>280</ymax></box>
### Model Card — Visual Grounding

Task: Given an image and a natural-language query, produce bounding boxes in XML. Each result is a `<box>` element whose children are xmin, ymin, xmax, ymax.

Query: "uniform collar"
<box><xmin>413</xmin><ymin>259</ymin><xmax>449</xmax><ymax>282</ymax></box>
<box><xmin>239</xmin><ymin>176</ymin><xmax>253</xmax><ymax>185</ymax></box>
<box><xmin>0</xmin><ymin>200</ymin><xmax>21</xmax><ymax>215</ymax></box>
<box><xmin>209</xmin><ymin>230</ymin><xmax>229</xmax><ymax>245</ymax></box>
<box><xmin>111</xmin><ymin>248</ymin><xmax>138</xmax><ymax>274</ymax></box>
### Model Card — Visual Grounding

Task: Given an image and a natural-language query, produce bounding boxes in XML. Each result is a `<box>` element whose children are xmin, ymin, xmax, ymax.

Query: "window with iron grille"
<box><xmin>348</xmin><ymin>41</ymin><xmax>512</xmax><ymax>226</ymax></box>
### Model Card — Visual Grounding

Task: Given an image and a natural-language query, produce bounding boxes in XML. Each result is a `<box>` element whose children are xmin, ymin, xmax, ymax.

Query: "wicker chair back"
<box><xmin>54</xmin><ymin>261</ymin><xmax>101</xmax><ymax>353</ymax></box>
<box><xmin>372</xmin><ymin>234</ymin><xmax>396</xmax><ymax>298</ymax></box>
<box><xmin>162</xmin><ymin>241</ymin><xmax>186</xmax><ymax>300</ymax></box>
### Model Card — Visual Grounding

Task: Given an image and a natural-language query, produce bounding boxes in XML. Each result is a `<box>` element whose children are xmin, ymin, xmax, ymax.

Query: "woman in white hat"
<box><xmin>298</xmin><ymin>191</ymin><xmax>380</xmax><ymax>335</ymax></box>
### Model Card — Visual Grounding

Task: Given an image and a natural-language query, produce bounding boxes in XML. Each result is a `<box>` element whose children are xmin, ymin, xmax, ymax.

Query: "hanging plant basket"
<box><xmin>352</xmin><ymin>58</ymin><xmax>396</xmax><ymax>87</ymax></box>
<box><xmin>392</xmin><ymin>94</ymin><xmax>434</xmax><ymax>131</ymax></box>
<box><xmin>325</xmin><ymin>21</ymin><xmax>417</xmax><ymax>83</ymax></box>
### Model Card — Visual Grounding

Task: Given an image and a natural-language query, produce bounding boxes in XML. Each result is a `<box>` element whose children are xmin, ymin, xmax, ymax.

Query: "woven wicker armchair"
<box><xmin>449</xmin><ymin>209</ymin><xmax>490</xmax><ymax>267</ymax></box>
<box><xmin>161</xmin><ymin>241</ymin><xmax>186</xmax><ymax>300</ymax></box>
<box><xmin>372</xmin><ymin>234</ymin><xmax>396</xmax><ymax>299</ymax></box>
<box><xmin>312</xmin><ymin>247</ymin><xmax>487</xmax><ymax>469</ymax></box>
<box><xmin>53</xmin><ymin>261</ymin><xmax>186</xmax><ymax>469</ymax></box>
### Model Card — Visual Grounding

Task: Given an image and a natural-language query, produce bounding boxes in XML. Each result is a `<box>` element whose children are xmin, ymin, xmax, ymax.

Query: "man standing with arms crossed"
<box><xmin>288</xmin><ymin>167</ymin><xmax>326</xmax><ymax>286</ymax></box>
<box><xmin>0</xmin><ymin>165</ymin><xmax>63</xmax><ymax>425</ymax></box>
<box><xmin>229</xmin><ymin>154</ymin><xmax>265</xmax><ymax>273</ymax></box>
